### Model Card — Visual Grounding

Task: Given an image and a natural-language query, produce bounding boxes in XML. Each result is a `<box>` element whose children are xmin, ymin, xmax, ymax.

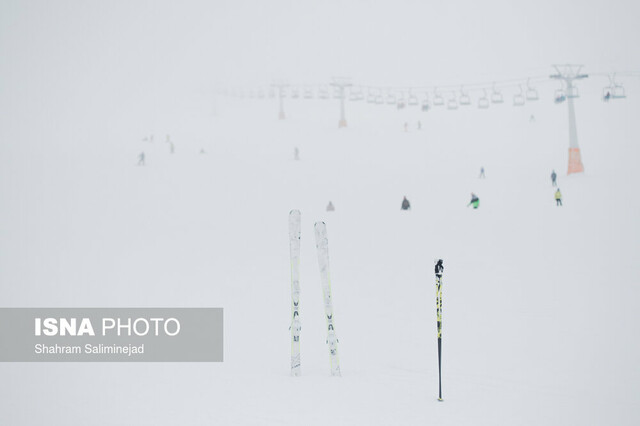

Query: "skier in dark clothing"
<box><xmin>551</xmin><ymin>170</ymin><xmax>557</xmax><ymax>187</ymax></box>
<box><xmin>401</xmin><ymin>196</ymin><xmax>411</xmax><ymax>210</ymax></box>
<box><xmin>137</xmin><ymin>152</ymin><xmax>145</xmax><ymax>166</ymax></box>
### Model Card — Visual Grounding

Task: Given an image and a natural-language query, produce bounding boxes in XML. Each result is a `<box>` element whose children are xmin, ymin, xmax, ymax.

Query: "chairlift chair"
<box><xmin>367</xmin><ymin>89</ymin><xmax>377</xmax><ymax>103</ymax></box>
<box><xmin>433</xmin><ymin>90</ymin><xmax>445</xmax><ymax>106</ymax></box>
<box><xmin>608</xmin><ymin>74</ymin><xmax>627</xmax><ymax>99</ymax></box>
<box><xmin>386</xmin><ymin>93</ymin><xmax>397</xmax><ymax>105</ymax></box>
<box><xmin>408</xmin><ymin>94</ymin><xmax>419</xmax><ymax>106</ymax></box>
<box><xmin>513</xmin><ymin>93</ymin><xmax>525</xmax><ymax>106</ymax></box>
<box><xmin>478</xmin><ymin>90</ymin><xmax>490</xmax><ymax>109</ymax></box>
<box><xmin>447</xmin><ymin>96</ymin><xmax>458</xmax><ymax>110</ymax></box>
<box><xmin>396</xmin><ymin>92</ymin><xmax>406</xmax><ymax>109</ymax></box>
<box><xmin>458</xmin><ymin>86</ymin><xmax>471</xmax><ymax>105</ymax></box>
<box><xmin>612</xmin><ymin>84</ymin><xmax>626</xmax><ymax>99</ymax></box>
<box><xmin>490</xmin><ymin>86</ymin><xmax>504</xmax><ymax>104</ymax></box>
<box><xmin>303</xmin><ymin>88</ymin><xmax>313</xmax><ymax>99</ymax></box>
<box><xmin>319</xmin><ymin>87</ymin><xmax>329</xmax><ymax>99</ymax></box>
<box><xmin>513</xmin><ymin>86</ymin><xmax>525</xmax><ymax>106</ymax></box>
<box><xmin>291</xmin><ymin>88</ymin><xmax>299</xmax><ymax>99</ymax></box>
<box><xmin>421</xmin><ymin>94</ymin><xmax>430</xmax><ymax>111</ymax></box>
<box><xmin>554</xmin><ymin>88</ymin><xmax>566</xmax><ymax>104</ymax></box>
<box><xmin>567</xmin><ymin>86</ymin><xmax>579</xmax><ymax>99</ymax></box>
<box><xmin>375</xmin><ymin>95</ymin><xmax>384</xmax><ymax>105</ymax></box>
<box><xmin>525</xmin><ymin>79</ymin><xmax>539</xmax><ymax>101</ymax></box>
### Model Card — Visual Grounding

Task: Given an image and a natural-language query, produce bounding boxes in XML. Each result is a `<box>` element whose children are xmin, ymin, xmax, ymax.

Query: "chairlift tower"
<box><xmin>550</xmin><ymin>65</ymin><xmax>588</xmax><ymax>175</ymax></box>
<box><xmin>272</xmin><ymin>80</ymin><xmax>289</xmax><ymax>120</ymax></box>
<box><xmin>331</xmin><ymin>77</ymin><xmax>352</xmax><ymax>128</ymax></box>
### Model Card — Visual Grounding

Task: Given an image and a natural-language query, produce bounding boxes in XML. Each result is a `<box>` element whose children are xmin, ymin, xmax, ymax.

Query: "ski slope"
<box><xmin>1</xmin><ymin>81</ymin><xmax>639</xmax><ymax>425</ymax></box>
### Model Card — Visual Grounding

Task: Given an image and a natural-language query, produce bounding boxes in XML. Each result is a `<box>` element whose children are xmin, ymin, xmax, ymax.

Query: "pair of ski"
<box><xmin>289</xmin><ymin>210</ymin><xmax>341</xmax><ymax>377</ymax></box>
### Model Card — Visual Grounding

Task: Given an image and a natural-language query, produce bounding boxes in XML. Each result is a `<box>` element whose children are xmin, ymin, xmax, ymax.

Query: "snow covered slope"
<box><xmin>1</xmin><ymin>81</ymin><xmax>639</xmax><ymax>425</ymax></box>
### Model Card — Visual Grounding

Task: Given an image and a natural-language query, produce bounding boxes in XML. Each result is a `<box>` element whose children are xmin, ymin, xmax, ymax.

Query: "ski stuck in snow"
<box><xmin>289</xmin><ymin>210</ymin><xmax>302</xmax><ymax>376</ymax></box>
<box><xmin>315</xmin><ymin>221</ymin><xmax>341</xmax><ymax>376</ymax></box>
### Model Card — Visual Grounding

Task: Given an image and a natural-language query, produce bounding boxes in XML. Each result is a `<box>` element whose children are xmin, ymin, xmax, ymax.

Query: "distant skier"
<box><xmin>294</xmin><ymin>147</ymin><xmax>300</xmax><ymax>161</ymax></box>
<box><xmin>555</xmin><ymin>188</ymin><xmax>562</xmax><ymax>206</ymax></box>
<box><xmin>529</xmin><ymin>114</ymin><xmax>536</xmax><ymax>122</ymax></box>
<box><xmin>199</xmin><ymin>148</ymin><xmax>205</xmax><ymax>154</ymax></box>
<box><xmin>401</xmin><ymin>196</ymin><xmax>411</xmax><ymax>210</ymax></box>
<box><xmin>417</xmin><ymin>121</ymin><xmax>422</xmax><ymax>130</ymax></box>
<box><xmin>467</xmin><ymin>193</ymin><xmax>479</xmax><ymax>209</ymax></box>
<box><xmin>326</xmin><ymin>201</ymin><xmax>335</xmax><ymax>212</ymax></box>
<box><xmin>170</xmin><ymin>142</ymin><xmax>175</xmax><ymax>154</ymax></box>
<box><xmin>479</xmin><ymin>167</ymin><xmax>485</xmax><ymax>178</ymax></box>
<box><xmin>404</xmin><ymin>122</ymin><xmax>408</xmax><ymax>132</ymax></box>
<box><xmin>137</xmin><ymin>152</ymin><xmax>145</xmax><ymax>166</ymax></box>
<box><xmin>551</xmin><ymin>170</ymin><xmax>557</xmax><ymax>187</ymax></box>
<box><xmin>149</xmin><ymin>134</ymin><xmax>154</xmax><ymax>143</ymax></box>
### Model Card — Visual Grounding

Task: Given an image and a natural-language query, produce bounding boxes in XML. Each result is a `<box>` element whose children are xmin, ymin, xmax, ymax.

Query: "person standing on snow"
<box><xmin>467</xmin><ymin>193</ymin><xmax>479</xmax><ymax>209</ymax></box>
<box><xmin>137</xmin><ymin>152</ymin><xmax>145</xmax><ymax>166</ymax></box>
<box><xmin>551</xmin><ymin>170</ymin><xmax>557</xmax><ymax>187</ymax></box>
<box><xmin>555</xmin><ymin>188</ymin><xmax>562</xmax><ymax>206</ymax></box>
<box><xmin>401</xmin><ymin>196</ymin><xmax>411</xmax><ymax>210</ymax></box>
<box><xmin>326</xmin><ymin>201</ymin><xmax>335</xmax><ymax>212</ymax></box>
<box><xmin>479</xmin><ymin>167</ymin><xmax>486</xmax><ymax>178</ymax></box>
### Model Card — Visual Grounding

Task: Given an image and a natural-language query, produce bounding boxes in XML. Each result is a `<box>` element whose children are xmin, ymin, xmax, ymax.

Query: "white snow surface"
<box><xmin>1</xmin><ymin>84</ymin><xmax>640</xmax><ymax>425</ymax></box>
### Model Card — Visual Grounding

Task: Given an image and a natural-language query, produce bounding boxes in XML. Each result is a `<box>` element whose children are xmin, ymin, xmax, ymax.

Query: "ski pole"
<box><xmin>435</xmin><ymin>259</ymin><xmax>444</xmax><ymax>401</ymax></box>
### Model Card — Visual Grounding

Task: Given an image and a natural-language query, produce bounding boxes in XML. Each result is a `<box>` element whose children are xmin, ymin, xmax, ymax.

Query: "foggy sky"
<box><xmin>1</xmin><ymin>0</ymin><xmax>638</xmax><ymax>106</ymax></box>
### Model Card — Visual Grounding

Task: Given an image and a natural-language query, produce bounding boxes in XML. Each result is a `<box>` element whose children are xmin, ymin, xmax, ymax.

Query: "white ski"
<box><xmin>289</xmin><ymin>210</ymin><xmax>302</xmax><ymax>376</ymax></box>
<box><xmin>314</xmin><ymin>221</ymin><xmax>341</xmax><ymax>376</ymax></box>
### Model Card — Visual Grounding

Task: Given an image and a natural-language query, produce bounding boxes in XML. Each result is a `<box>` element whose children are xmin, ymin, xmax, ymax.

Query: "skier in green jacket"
<box><xmin>467</xmin><ymin>193</ymin><xmax>479</xmax><ymax>209</ymax></box>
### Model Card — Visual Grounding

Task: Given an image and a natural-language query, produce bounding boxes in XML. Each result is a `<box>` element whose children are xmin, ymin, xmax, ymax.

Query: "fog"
<box><xmin>1</xmin><ymin>0</ymin><xmax>638</xmax><ymax>115</ymax></box>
